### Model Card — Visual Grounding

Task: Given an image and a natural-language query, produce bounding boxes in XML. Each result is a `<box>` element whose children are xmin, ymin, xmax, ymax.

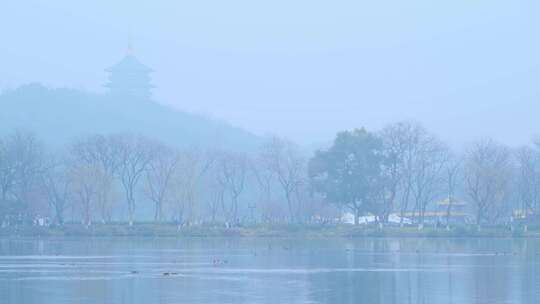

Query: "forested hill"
<box><xmin>0</xmin><ymin>84</ymin><xmax>261</xmax><ymax>151</ymax></box>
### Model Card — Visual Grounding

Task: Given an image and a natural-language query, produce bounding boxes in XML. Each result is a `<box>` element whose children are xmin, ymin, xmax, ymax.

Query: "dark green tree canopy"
<box><xmin>309</xmin><ymin>128</ymin><xmax>384</xmax><ymax>223</ymax></box>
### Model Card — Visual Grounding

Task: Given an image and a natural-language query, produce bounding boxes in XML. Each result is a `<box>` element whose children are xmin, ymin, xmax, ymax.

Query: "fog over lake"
<box><xmin>2</xmin><ymin>1</ymin><xmax>540</xmax><ymax>303</ymax></box>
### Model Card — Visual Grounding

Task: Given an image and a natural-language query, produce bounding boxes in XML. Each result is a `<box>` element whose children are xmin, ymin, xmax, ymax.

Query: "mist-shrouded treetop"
<box><xmin>309</xmin><ymin>128</ymin><xmax>384</xmax><ymax>225</ymax></box>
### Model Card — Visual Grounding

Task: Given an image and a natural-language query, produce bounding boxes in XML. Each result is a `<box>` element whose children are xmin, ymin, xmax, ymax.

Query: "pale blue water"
<box><xmin>0</xmin><ymin>237</ymin><xmax>538</xmax><ymax>304</ymax></box>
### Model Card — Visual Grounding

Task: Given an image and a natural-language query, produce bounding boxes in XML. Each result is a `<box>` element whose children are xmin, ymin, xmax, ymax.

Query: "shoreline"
<box><xmin>1</xmin><ymin>224</ymin><xmax>539</xmax><ymax>239</ymax></box>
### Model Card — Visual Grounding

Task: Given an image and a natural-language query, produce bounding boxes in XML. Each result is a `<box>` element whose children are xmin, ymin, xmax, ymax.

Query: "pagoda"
<box><xmin>105</xmin><ymin>44</ymin><xmax>154</xmax><ymax>100</ymax></box>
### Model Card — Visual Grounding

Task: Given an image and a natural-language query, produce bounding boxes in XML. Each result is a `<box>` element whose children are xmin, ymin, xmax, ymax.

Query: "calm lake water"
<box><xmin>0</xmin><ymin>237</ymin><xmax>539</xmax><ymax>304</ymax></box>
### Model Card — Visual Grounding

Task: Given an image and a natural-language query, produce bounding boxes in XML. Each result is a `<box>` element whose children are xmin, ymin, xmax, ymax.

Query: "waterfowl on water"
<box><xmin>213</xmin><ymin>259</ymin><xmax>228</xmax><ymax>266</ymax></box>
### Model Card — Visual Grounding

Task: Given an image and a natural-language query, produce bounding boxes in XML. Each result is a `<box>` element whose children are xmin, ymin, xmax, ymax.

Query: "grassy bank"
<box><xmin>1</xmin><ymin>223</ymin><xmax>540</xmax><ymax>238</ymax></box>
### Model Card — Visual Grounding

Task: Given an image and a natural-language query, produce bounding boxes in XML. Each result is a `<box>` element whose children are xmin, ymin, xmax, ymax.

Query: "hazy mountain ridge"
<box><xmin>0</xmin><ymin>83</ymin><xmax>262</xmax><ymax>151</ymax></box>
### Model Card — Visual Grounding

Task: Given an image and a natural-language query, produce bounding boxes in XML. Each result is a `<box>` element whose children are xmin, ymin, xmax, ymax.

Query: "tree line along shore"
<box><xmin>1</xmin><ymin>223</ymin><xmax>539</xmax><ymax>238</ymax></box>
<box><xmin>1</xmin><ymin>120</ymin><xmax>540</xmax><ymax>233</ymax></box>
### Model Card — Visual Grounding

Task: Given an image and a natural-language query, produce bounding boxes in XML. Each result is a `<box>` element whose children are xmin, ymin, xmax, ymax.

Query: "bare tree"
<box><xmin>464</xmin><ymin>139</ymin><xmax>513</xmax><ymax>227</ymax></box>
<box><xmin>381</xmin><ymin>122</ymin><xmax>442</xmax><ymax>227</ymax></box>
<box><xmin>515</xmin><ymin>146</ymin><xmax>540</xmax><ymax>220</ymax></box>
<box><xmin>443</xmin><ymin>153</ymin><xmax>462</xmax><ymax>228</ymax></box>
<box><xmin>71</xmin><ymin>135</ymin><xmax>121</xmax><ymax>223</ymax></box>
<box><xmin>144</xmin><ymin>143</ymin><xmax>179</xmax><ymax>222</ymax></box>
<box><xmin>205</xmin><ymin>176</ymin><xmax>225</xmax><ymax>225</ymax></box>
<box><xmin>215</xmin><ymin>151</ymin><xmax>248</xmax><ymax>224</ymax></box>
<box><xmin>0</xmin><ymin>131</ymin><xmax>44</xmax><ymax>221</ymax></box>
<box><xmin>95</xmin><ymin>172</ymin><xmax>116</xmax><ymax>223</ymax></box>
<box><xmin>293</xmin><ymin>181</ymin><xmax>313</xmax><ymax>223</ymax></box>
<box><xmin>253</xmin><ymin>151</ymin><xmax>292</xmax><ymax>224</ymax></box>
<box><xmin>70</xmin><ymin>162</ymin><xmax>104</xmax><ymax>227</ymax></box>
<box><xmin>377</xmin><ymin>122</ymin><xmax>415</xmax><ymax>223</ymax></box>
<box><xmin>251</xmin><ymin>158</ymin><xmax>274</xmax><ymax>223</ymax></box>
<box><xmin>0</xmin><ymin>137</ymin><xmax>14</xmax><ymax>205</ymax></box>
<box><xmin>41</xmin><ymin>155</ymin><xmax>72</xmax><ymax>225</ymax></box>
<box><xmin>71</xmin><ymin>134</ymin><xmax>121</xmax><ymax>175</ymax></box>
<box><xmin>409</xmin><ymin>134</ymin><xmax>448</xmax><ymax>227</ymax></box>
<box><xmin>169</xmin><ymin>150</ymin><xmax>212</xmax><ymax>226</ymax></box>
<box><xmin>260</xmin><ymin>137</ymin><xmax>305</xmax><ymax>223</ymax></box>
<box><xmin>114</xmin><ymin>135</ymin><xmax>155</xmax><ymax>226</ymax></box>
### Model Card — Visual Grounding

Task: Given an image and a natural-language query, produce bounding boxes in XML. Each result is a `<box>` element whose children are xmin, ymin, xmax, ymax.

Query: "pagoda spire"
<box><xmin>127</xmin><ymin>34</ymin><xmax>134</xmax><ymax>55</ymax></box>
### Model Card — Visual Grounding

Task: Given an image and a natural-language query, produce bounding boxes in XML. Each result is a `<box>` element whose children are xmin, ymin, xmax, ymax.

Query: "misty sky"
<box><xmin>1</xmin><ymin>1</ymin><xmax>540</xmax><ymax>147</ymax></box>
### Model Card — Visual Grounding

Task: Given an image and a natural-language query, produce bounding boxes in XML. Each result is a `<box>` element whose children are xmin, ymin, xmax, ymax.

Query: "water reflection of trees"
<box><xmin>304</xmin><ymin>238</ymin><xmax>539</xmax><ymax>304</ymax></box>
<box><xmin>1</xmin><ymin>238</ymin><xmax>540</xmax><ymax>304</ymax></box>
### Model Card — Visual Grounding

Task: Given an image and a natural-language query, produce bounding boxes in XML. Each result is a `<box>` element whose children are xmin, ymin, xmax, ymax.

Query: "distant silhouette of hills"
<box><xmin>0</xmin><ymin>84</ymin><xmax>261</xmax><ymax>151</ymax></box>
